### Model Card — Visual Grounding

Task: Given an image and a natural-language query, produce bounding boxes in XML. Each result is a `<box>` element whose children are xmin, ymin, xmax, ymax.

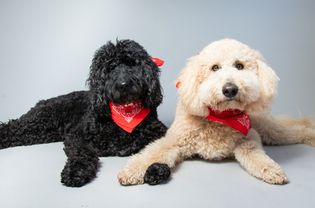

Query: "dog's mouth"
<box><xmin>208</xmin><ymin>97</ymin><xmax>245</xmax><ymax>112</ymax></box>
<box><xmin>111</xmin><ymin>99</ymin><xmax>142</xmax><ymax>106</ymax></box>
<box><xmin>110</xmin><ymin>98</ymin><xmax>140</xmax><ymax>105</ymax></box>
<box><xmin>110</xmin><ymin>90</ymin><xmax>141</xmax><ymax>104</ymax></box>
<box><xmin>218</xmin><ymin>97</ymin><xmax>241</xmax><ymax>105</ymax></box>
<box><xmin>225</xmin><ymin>97</ymin><xmax>239</xmax><ymax>102</ymax></box>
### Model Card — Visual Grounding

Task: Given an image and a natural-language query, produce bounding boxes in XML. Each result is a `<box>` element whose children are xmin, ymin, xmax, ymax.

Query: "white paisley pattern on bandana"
<box><xmin>111</xmin><ymin>101</ymin><xmax>143</xmax><ymax>123</ymax></box>
<box><xmin>237</xmin><ymin>115</ymin><xmax>251</xmax><ymax>129</ymax></box>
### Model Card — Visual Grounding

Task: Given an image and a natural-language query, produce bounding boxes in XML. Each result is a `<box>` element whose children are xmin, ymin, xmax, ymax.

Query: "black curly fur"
<box><xmin>144</xmin><ymin>163</ymin><xmax>171</xmax><ymax>185</ymax></box>
<box><xmin>0</xmin><ymin>39</ymin><xmax>167</xmax><ymax>187</ymax></box>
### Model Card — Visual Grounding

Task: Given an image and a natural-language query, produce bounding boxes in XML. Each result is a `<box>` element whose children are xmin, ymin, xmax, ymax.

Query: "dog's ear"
<box><xmin>176</xmin><ymin>56</ymin><xmax>209</xmax><ymax>117</ymax></box>
<box><xmin>142</xmin><ymin>63</ymin><xmax>163</xmax><ymax>109</ymax></box>
<box><xmin>256</xmin><ymin>59</ymin><xmax>280</xmax><ymax>108</ymax></box>
<box><xmin>87</xmin><ymin>41</ymin><xmax>116</xmax><ymax>119</ymax></box>
<box><xmin>88</xmin><ymin>41</ymin><xmax>116</xmax><ymax>90</ymax></box>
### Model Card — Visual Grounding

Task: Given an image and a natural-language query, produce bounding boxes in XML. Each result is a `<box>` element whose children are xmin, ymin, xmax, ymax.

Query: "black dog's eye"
<box><xmin>234</xmin><ymin>62</ymin><xmax>244</xmax><ymax>70</ymax></box>
<box><xmin>211</xmin><ymin>64</ymin><xmax>220</xmax><ymax>71</ymax></box>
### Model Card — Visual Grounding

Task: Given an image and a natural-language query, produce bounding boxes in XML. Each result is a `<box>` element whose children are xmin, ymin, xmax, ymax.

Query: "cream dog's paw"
<box><xmin>117</xmin><ymin>168</ymin><xmax>145</xmax><ymax>186</ymax></box>
<box><xmin>260</xmin><ymin>165</ymin><xmax>288</xmax><ymax>185</ymax></box>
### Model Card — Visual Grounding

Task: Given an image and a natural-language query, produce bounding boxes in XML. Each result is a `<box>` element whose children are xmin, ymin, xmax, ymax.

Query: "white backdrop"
<box><xmin>1</xmin><ymin>0</ymin><xmax>315</xmax><ymax>126</ymax></box>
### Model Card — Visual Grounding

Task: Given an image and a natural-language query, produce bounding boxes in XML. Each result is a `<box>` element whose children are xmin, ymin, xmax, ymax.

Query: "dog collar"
<box><xmin>109</xmin><ymin>100</ymin><xmax>151</xmax><ymax>133</ymax></box>
<box><xmin>206</xmin><ymin>108</ymin><xmax>251</xmax><ymax>136</ymax></box>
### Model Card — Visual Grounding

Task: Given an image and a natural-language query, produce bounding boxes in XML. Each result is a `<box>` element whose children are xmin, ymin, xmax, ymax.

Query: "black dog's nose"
<box><xmin>118</xmin><ymin>82</ymin><xmax>129</xmax><ymax>90</ymax></box>
<box><xmin>222</xmin><ymin>83</ymin><xmax>238</xmax><ymax>98</ymax></box>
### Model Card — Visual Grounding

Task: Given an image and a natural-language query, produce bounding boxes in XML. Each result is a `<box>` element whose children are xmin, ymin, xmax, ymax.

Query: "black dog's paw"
<box><xmin>144</xmin><ymin>163</ymin><xmax>171</xmax><ymax>185</ymax></box>
<box><xmin>61</xmin><ymin>168</ymin><xmax>90</xmax><ymax>187</ymax></box>
<box><xmin>61</xmin><ymin>161</ymin><xmax>96</xmax><ymax>187</ymax></box>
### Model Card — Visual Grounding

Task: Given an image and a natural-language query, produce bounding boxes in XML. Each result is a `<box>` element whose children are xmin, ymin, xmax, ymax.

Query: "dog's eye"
<box><xmin>211</xmin><ymin>65</ymin><xmax>220</xmax><ymax>71</ymax></box>
<box><xmin>234</xmin><ymin>62</ymin><xmax>244</xmax><ymax>70</ymax></box>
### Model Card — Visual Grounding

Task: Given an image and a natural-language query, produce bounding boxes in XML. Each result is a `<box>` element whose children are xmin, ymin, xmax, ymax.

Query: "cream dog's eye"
<box><xmin>234</xmin><ymin>62</ymin><xmax>244</xmax><ymax>70</ymax></box>
<box><xmin>211</xmin><ymin>64</ymin><xmax>220</xmax><ymax>71</ymax></box>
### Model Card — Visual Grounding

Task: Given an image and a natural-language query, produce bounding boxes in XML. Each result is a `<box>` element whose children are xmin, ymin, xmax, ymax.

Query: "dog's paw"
<box><xmin>144</xmin><ymin>163</ymin><xmax>171</xmax><ymax>185</ymax></box>
<box><xmin>117</xmin><ymin>168</ymin><xmax>145</xmax><ymax>186</ymax></box>
<box><xmin>61</xmin><ymin>169</ymin><xmax>89</xmax><ymax>187</ymax></box>
<box><xmin>260</xmin><ymin>165</ymin><xmax>289</xmax><ymax>185</ymax></box>
<box><xmin>61</xmin><ymin>161</ymin><xmax>96</xmax><ymax>187</ymax></box>
<box><xmin>61</xmin><ymin>174</ymin><xmax>88</xmax><ymax>187</ymax></box>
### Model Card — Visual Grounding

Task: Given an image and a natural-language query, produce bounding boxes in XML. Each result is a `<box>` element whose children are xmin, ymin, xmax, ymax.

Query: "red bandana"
<box><xmin>151</xmin><ymin>57</ymin><xmax>164</xmax><ymax>67</ymax></box>
<box><xmin>109</xmin><ymin>100</ymin><xmax>151</xmax><ymax>133</ymax></box>
<box><xmin>206</xmin><ymin>108</ymin><xmax>251</xmax><ymax>136</ymax></box>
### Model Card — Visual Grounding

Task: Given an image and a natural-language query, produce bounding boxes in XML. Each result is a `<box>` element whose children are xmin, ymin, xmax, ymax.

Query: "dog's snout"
<box><xmin>222</xmin><ymin>83</ymin><xmax>238</xmax><ymax>98</ymax></box>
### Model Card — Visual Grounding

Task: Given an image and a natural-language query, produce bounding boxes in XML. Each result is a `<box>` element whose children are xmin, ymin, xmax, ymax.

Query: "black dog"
<box><xmin>0</xmin><ymin>39</ymin><xmax>167</xmax><ymax>187</ymax></box>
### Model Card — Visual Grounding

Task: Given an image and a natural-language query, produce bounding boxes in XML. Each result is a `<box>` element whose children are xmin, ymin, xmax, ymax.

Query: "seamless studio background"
<box><xmin>1</xmin><ymin>1</ymin><xmax>315</xmax><ymax>208</ymax></box>
<box><xmin>0</xmin><ymin>0</ymin><xmax>315</xmax><ymax>125</ymax></box>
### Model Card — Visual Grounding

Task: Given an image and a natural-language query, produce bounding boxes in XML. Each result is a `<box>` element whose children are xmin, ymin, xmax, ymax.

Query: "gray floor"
<box><xmin>0</xmin><ymin>142</ymin><xmax>314</xmax><ymax>208</ymax></box>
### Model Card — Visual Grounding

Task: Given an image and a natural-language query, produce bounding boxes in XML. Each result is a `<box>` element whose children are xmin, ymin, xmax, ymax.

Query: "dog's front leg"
<box><xmin>118</xmin><ymin>134</ymin><xmax>183</xmax><ymax>186</ymax></box>
<box><xmin>234</xmin><ymin>129</ymin><xmax>288</xmax><ymax>184</ymax></box>
<box><xmin>61</xmin><ymin>134</ymin><xmax>99</xmax><ymax>187</ymax></box>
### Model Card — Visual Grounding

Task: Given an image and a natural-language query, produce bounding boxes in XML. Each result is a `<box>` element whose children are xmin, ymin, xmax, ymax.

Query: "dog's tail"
<box><xmin>252</xmin><ymin>114</ymin><xmax>315</xmax><ymax>147</ymax></box>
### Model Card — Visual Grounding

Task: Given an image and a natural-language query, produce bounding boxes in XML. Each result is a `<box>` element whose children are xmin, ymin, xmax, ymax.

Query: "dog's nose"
<box><xmin>222</xmin><ymin>83</ymin><xmax>238</xmax><ymax>98</ymax></box>
<box><xmin>118</xmin><ymin>82</ymin><xmax>129</xmax><ymax>90</ymax></box>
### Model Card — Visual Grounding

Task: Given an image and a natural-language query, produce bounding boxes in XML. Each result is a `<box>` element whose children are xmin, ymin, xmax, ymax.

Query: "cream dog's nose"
<box><xmin>222</xmin><ymin>83</ymin><xmax>238</xmax><ymax>98</ymax></box>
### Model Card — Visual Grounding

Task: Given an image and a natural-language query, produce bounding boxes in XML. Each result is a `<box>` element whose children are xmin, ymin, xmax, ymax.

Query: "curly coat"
<box><xmin>0</xmin><ymin>39</ymin><xmax>167</xmax><ymax>187</ymax></box>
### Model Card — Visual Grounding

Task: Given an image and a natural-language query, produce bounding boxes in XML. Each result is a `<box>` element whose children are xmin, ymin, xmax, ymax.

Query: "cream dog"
<box><xmin>118</xmin><ymin>39</ymin><xmax>315</xmax><ymax>185</ymax></box>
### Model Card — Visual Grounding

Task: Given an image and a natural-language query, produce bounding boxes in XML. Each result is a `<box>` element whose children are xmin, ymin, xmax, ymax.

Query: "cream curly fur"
<box><xmin>118</xmin><ymin>39</ymin><xmax>315</xmax><ymax>185</ymax></box>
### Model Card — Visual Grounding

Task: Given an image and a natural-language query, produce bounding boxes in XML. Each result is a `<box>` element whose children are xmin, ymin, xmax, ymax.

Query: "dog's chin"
<box><xmin>209</xmin><ymin>98</ymin><xmax>246</xmax><ymax>112</ymax></box>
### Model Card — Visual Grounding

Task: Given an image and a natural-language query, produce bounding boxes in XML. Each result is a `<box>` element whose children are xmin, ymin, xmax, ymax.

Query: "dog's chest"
<box><xmin>193</xmin><ymin>122</ymin><xmax>243</xmax><ymax>160</ymax></box>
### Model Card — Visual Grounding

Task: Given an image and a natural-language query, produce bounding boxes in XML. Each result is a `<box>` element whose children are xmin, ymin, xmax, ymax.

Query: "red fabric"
<box><xmin>151</xmin><ymin>57</ymin><xmax>164</xmax><ymax>67</ymax></box>
<box><xmin>109</xmin><ymin>100</ymin><xmax>151</xmax><ymax>133</ymax></box>
<box><xmin>206</xmin><ymin>108</ymin><xmax>252</xmax><ymax>136</ymax></box>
